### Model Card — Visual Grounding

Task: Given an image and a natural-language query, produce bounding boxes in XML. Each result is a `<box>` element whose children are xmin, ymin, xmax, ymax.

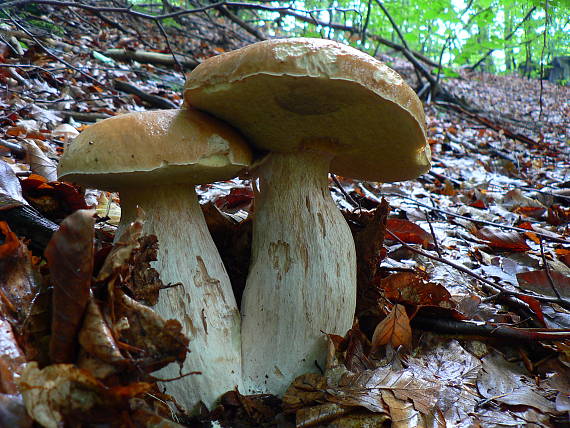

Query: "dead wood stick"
<box><xmin>103</xmin><ymin>49</ymin><xmax>198</xmax><ymax>69</ymax></box>
<box><xmin>0</xmin><ymin>205</ymin><xmax>59</xmax><ymax>251</ymax></box>
<box><xmin>217</xmin><ymin>5</ymin><xmax>266</xmax><ymax>40</ymax></box>
<box><xmin>113</xmin><ymin>80</ymin><xmax>178</xmax><ymax>109</ymax></box>
<box><xmin>0</xmin><ymin>139</ymin><xmax>26</xmax><ymax>157</ymax></box>
<box><xmin>59</xmin><ymin>111</ymin><xmax>112</xmax><ymax>122</ymax></box>
<box><xmin>412</xmin><ymin>315</ymin><xmax>570</xmax><ymax>342</ymax></box>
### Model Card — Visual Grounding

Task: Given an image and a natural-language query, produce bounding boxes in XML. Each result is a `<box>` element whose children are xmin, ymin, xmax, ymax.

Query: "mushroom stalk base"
<box><xmin>118</xmin><ymin>184</ymin><xmax>242</xmax><ymax>409</ymax></box>
<box><xmin>241</xmin><ymin>151</ymin><xmax>356</xmax><ymax>395</ymax></box>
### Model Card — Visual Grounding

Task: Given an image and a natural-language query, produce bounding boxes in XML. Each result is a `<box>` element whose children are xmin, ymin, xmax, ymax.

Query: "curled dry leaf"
<box><xmin>23</xmin><ymin>140</ymin><xmax>57</xmax><ymax>182</ymax></box>
<box><xmin>19</xmin><ymin>361</ymin><xmax>151</xmax><ymax>428</ymax></box>
<box><xmin>0</xmin><ymin>222</ymin><xmax>38</xmax><ymax>323</ymax></box>
<box><xmin>78</xmin><ymin>298</ymin><xmax>128</xmax><ymax>366</ymax></box>
<box><xmin>45</xmin><ymin>209</ymin><xmax>95</xmax><ymax>363</ymax></box>
<box><xmin>114</xmin><ymin>291</ymin><xmax>189</xmax><ymax>373</ymax></box>
<box><xmin>371</xmin><ymin>304</ymin><xmax>412</xmax><ymax>352</ymax></box>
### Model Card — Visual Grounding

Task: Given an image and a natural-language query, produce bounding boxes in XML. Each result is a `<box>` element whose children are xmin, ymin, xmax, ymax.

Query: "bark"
<box><xmin>117</xmin><ymin>184</ymin><xmax>242</xmax><ymax>410</ymax></box>
<box><xmin>241</xmin><ymin>151</ymin><xmax>356</xmax><ymax>395</ymax></box>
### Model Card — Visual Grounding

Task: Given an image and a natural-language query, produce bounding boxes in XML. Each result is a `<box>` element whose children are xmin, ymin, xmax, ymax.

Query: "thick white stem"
<box><xmin>241</xmin><ymin>152</ymin><xmax>356</xmax><ymax>395</ymax></box>
<box><xmin>118</xmin><ymin>184</ymin><xmax>242</xmax><ymax>409</ymax></box>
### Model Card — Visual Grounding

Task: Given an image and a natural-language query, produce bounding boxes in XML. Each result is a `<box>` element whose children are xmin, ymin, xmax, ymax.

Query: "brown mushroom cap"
<box><xmin>183</xmin><ymin>38</ymin><xmax>430</xmax><ymax>182</ymax></box>
<box><xmin>58</xmin><ymin>109</ymin><xmax>252</xmax><ymax>191</ymax></box>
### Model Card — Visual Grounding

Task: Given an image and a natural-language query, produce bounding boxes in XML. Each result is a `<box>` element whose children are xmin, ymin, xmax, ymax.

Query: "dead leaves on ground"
<box><xmin>1</xmin><ymin>209</ymin><xmax>190</xmax><ymax>427</ymax></box>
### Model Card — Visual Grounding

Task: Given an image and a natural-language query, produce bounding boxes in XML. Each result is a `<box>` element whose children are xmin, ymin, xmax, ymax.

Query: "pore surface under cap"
<box><xmin>58</xmin><ymin>109</ymin><xmax>251</xmax><ymax>191</ymax></box>
<box><xmin>184</xmin><ymin>38</ymin><xmax>430</xmax><ymax>182</ymax></box>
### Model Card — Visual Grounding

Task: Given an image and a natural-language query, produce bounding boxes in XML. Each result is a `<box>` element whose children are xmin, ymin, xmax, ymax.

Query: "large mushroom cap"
<box><xmin>183</xmin><ymin>38</ymin><xmax>430</xmax><ymax>182</ymax></box>
<box><xmin>58</xmin><ymin>109</ymin><xmax>252</xmax><ymax>191</ymax></box>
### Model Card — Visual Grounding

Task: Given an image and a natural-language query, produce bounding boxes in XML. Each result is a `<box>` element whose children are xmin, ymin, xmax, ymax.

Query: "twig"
<box><xmin>154</xmin><ymin>20</ymin><xmax>183</xmax><ymax>73</ymax></box>
<box><xmin>4</xmin><ymin>10</ymin><xmax>105</xmax><ymax>87</ymax></box>
<box><xmin>113</xmin><ymin>80</ymin><xmax>179</xmax><ymax>109</ymax></box>
<box><xmin>331</xmin><ymin>173</ymin><xmax>359</xmax><ymax>209</ymax></box>
<box><xmin>538</xmin><ymin>237</ymin><xmax>564</xmax><ymax>302</ymax></box>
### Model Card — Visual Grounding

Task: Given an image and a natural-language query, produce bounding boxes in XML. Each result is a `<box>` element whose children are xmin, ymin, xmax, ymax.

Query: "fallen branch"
<box><xmin>113</xmin><ymin>80</ymin><xmax>179</xmax><ymax>109</ymax></box>
<box><xmin>412</xmin><ymin>315</ymin><xmax>570</xmax><ymax>342</ymax></box>
<box><xmin>0</xmin><ymin>205</ymin><xmax>59</xmax><ymax>251</ymax></box>
<box><xmin>103</xmin><ymin>49</ymin><xmax>198</xmax><ymax>69</ymax></box>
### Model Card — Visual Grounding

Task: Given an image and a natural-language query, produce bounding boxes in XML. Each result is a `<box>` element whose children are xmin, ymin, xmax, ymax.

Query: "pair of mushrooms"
<box><xmin>58</xmin><ymin>38</ymin><xmax>430</xmax><ymax>410</ymax></box>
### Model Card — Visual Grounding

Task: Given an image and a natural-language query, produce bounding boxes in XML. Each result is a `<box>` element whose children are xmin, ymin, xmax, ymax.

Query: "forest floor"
<box><xmin>1</xmin><ymin>3</ymin><xmax>569</xmax><ymax>428</ymax></box>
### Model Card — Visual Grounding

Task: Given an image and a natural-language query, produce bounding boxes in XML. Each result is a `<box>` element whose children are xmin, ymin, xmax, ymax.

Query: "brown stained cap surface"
<box><xmin>183</xmin><ymin>38</ymin><xmax>431</xmax><ymax>182</ymax></box>
<box><xmin>57</xmin><ymin>109</ymin><xmax>252</xmax><ymax>191</ymax></box>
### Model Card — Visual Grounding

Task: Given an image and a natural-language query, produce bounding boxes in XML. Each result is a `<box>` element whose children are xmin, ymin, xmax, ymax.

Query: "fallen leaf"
<box><xmin>45</xmin><ymin>209</ymin><xmax>95</xmax><ymax>363</ymax></box>
<box><xmin>0</xmin><ymin>160</ymin><xmax>27</xmax><ymax>210</ymax></box>
<box><xmin>475</xmin><ymin>226</ymin><xmax>531</xmax><ymax>252</ymax></box>
<box><xmin>19</xmin><ymin>362</ymin><xmax>150</xmax><ymax>428</ymax></box>
<box><xmin>380</xmin><ymin>272</ymin><xmax>453</xmax><ymax>308</ymax></box>
<box><xmin>516</xmin><ymin>270</ymin><xmax>570</xmax><ymax>298</ymax></box>
<box><xmin>0</xmin><ymin>393</ymin><xmax>32</xmax><ymax>428</ymax></box>
<box><xmin>386</xmin><ymin>218</ymin><xmax>433</xmax><ymax>249</ymax></box>
<box><xmin>477</xmin><ymin>352</ymin><xmax>555</xmax><ymax>413</ymax></box>
<box><xmin>371</xmin><ymin>304</ymin><xmax>412</xmax><ymax>352</ymax></box>
<box><xmin>0</xmin><ymin>318</ymin><xmax>26</xmax><ymax>394</ymax></box>
<box><xmin>23</xmin><ymin>140</ymin><xmax>57</xmax><ymax>182</ymax></box>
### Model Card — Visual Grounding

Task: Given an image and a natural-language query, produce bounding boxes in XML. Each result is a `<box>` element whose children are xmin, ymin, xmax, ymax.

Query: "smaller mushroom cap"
<box><xmin>183</xmin><ymin>38</ymin><xmax>430</xmax><ymax>182</ymax></box>
<box><xmin>58</xmin><ymin>109</ymin><xmax>252</xmax><ymax>191</ymax></box>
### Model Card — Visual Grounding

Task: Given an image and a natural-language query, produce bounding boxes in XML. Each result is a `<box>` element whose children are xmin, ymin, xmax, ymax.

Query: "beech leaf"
<box><xmin>371</xmin><ymin>304</ymin><xmax>412</xmax><ymax>352</ymax></box>
<box><xmin>45</xmin><ymin>209</ymin><xmax>96</xmax><ymax>363</ymax></box>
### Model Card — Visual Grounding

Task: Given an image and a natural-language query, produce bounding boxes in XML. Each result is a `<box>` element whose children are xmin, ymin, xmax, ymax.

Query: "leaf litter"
<box><xmin>0</xmin><ymin>4</ymin><xmax>569</xmax><ymax>428</ymax></box>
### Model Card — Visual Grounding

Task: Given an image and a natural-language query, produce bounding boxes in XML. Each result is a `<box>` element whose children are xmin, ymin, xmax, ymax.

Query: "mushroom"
<box><xmin>183</xmin><ymin>38</ymin><xmax>431</xmax><ymax>395</ymax></box>
<box><xmin>57</xmin><ymin>109</ymin><xmax>252</xmax><ymax>409</ymax></box>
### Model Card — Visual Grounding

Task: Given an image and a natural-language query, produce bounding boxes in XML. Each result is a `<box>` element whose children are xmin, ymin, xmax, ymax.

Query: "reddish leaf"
<box><xmin>386</xmin><ymin>218</ymin><xmax>433</xmax><ymax>249</ymax></box>
<box><xmin>45</xmin><ymin>209</ymin><xmax>96</xmax><ymax>363</ymax></box>
<box><xmin>515</xmin><ymin>294</ymin><xmax>546</xmax><ymax>326</ymax></box>
<box><xmin>516</xmin><ymin>270</ymin><xmax>570</xmax><ymax>298</ymax></box>
<box><xmin>547</xmin><ymin>205</ymin><xmax>570</xmax><ymax>226</ymax></box>
<box><xmin>469</xmin><ymin>199</ymin><xmax>487</xmax><ymax>209</ymax></box>
<box><xmin>380</xmin><ymin>271</ymin><xmax>453</xmax><ymax>308</ymax></box>
<box><xmin>371</xmin><ymin>304</ymin><xmax>412</xmax><ymax>352</ymax></box>
<box><xmin>214</xmin><ymin>186</ymin><xmax>254</xmax><ymax>212</ymax></box>
<box><xmin>513</xmin><ymin>206</ymin><xmax>546</xmax><ymax>219</ymax></box>
<box><xmin>475</xmin><ymin>227</ymin><xmax>530</xmax><ymax>252</ymax></box>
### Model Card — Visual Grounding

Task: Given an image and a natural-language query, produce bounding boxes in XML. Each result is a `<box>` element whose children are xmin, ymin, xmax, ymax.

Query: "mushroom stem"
<box><xmin>118</xmin><ymin>184</ymin><xmax>242</xmax><ymax>409</ymax></box>
<box><xmin>241</xmin><ymin>151</ymin><xmax>356</xmax><ymax>395</ymax></box>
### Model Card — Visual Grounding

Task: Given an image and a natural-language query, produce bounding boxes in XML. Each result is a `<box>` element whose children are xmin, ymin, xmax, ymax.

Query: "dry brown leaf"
<box><xmin>380</xmin><ymin>272</ymin><xmax>453</xmax><ymax>308</ymax></box>
<box><xmin>371</xmin><ymin>304</ymin><xmax>412</xmax><ymax>352</ymax></box>
<box><xmin>19</xmin><ymin>361</ymin><xmax>151</xmax><ymax>428</ymax></box>
<box><xmin>282</xmin><ymin>373</ymin><xmax>328</xmax><ymax>413</ymax></box>
<box><xmin>114</xmin><ymin>291</ymin><xmax>189</xmax><ymax>373</ymax></box>
<box><xmin>0</xmin><ymin>222</ymin><xmax>38</xmax><ymax>324</ymax></box>
<box><xmin>45</xmin><ymin>209</ymin><xmax>95</xmax><ymax>363</ymax></box>
<box><xmin>23</xmin><ymin>140</ymin><xmax>57</xmax><ymax>182</ymax></box>
<box><xmin>296</xmin><ymin>403</ymin><xmax>352</xmax><ymax>427</ymax></box>
<box><xmin>386</xmin><ymin>218</ymin><xmax>433</xmax><ymax>249</ymax></box>
<box><xmin>78</xmin><ymin>298</ymin><xmax>128</xmax><ymax>366</ymax></box>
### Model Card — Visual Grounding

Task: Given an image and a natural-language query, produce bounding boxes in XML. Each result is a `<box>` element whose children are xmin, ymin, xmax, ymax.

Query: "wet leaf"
<box><xmin>475</xmin><ymin>226</ymin><xmax>531</xmax><ymax>252</ymax></box>
<box><xmin>516</xmin><ymin>270</ymin><xmax>570</xmax><ymax>298</ymax></box>
<box><xmin>477</xmin><ymin>352</ymin><xmax>555</xmax><ymax>413</ymax></box>
<box><xmin>380</xmin><ymin>272</ymin><xmax>453</xmax><ymax>308</ymax></box>
<box><xmin>371</xmin><ymin>304</ymin><xmax>412</xmax><ymax>352</ymax></box>
<box><xmin>0</xmin><ymin>160</ymin><xmax>27</xmax><ymax>210</ymax></box>
<box><xmin>0</xmin><ymin>319</ymin><xmax>26</xmax><ymax>394</ymax></box>
<box><xmin>45</xmin><ymin>209</ymin><xmax>95</xmax><ymax>363</ymax></box>
<box><xmin>386</xmin><ymin>218</ymin><xmax>433</xmax><ymax>249</ymax></box>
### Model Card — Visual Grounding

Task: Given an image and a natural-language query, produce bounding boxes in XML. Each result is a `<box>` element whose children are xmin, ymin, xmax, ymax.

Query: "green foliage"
<box><xmin>242</xmin><ymin>0</ymin><xmax>570</xmax><ymax>74</ymax></box>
